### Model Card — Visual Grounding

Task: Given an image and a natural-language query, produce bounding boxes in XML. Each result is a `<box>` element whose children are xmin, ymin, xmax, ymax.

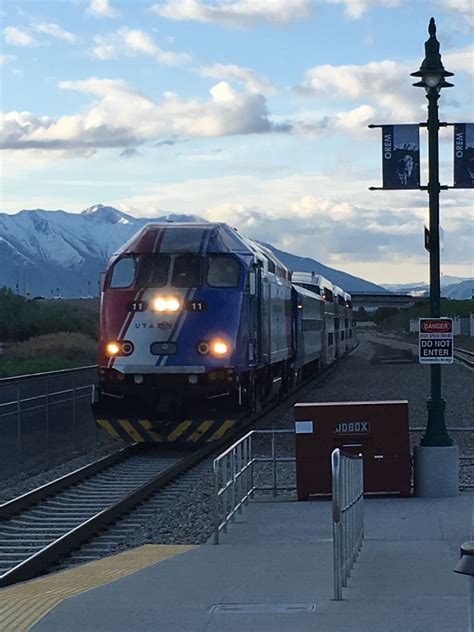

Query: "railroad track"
<box><xmin>455</xmin><ymin>347</ymin><xmax>474</xmax><ymax>369</ymax></box>
<box><xmin>368</xmin><ymin>332</ymin><xmax>474</xmax><ymax>369</ymax></box>
<box><xmin>0</xmin><ymin>444</ymin><xmax>211</xmax><ymax>588</ymax></box>
<box><xmin>0</xmin><ymin>345</ymin><xmax>358</xmax><ymax>587</ymax></box>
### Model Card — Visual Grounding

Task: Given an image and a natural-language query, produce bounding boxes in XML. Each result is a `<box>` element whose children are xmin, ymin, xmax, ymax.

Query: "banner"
<box><xmin>454</xmin><ymin>124</ymin><xmax>474</xmax><ymax>188</ymax></box>
<box><xmin>382</xmin><ymin>125</ymin><xmax>420</xmax><ymax>189</ymax></box>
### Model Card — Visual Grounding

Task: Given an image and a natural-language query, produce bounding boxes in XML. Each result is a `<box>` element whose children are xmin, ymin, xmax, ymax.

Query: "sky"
<box><xmin>1</xmin><ymin>0</ymin><xmax>473</xmax><ymax>285</ymax></box>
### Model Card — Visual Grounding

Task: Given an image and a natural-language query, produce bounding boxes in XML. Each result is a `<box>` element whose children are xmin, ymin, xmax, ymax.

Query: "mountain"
<box><xmin>1</xmin><ymin>205</ymin><xmax>387</xmax><ymax>297</ymax></box>
<box><xmin>442</xmin><ymin>280</ymin><xmax>474</xmax><ymax>299</ymax></box>
<box><xmin>383</xmin><ymin>277</ymin><xmax>474</xmax><ymax>299</ymax></box>
<box><xmin>265</xmin><ymin>244</ymin><xmax>388</xmax><ymax>294</ymax></box>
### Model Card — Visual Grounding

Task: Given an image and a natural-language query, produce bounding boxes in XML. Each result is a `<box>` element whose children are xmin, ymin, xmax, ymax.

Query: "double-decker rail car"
<box><xmin>343</xmin><ymin>291</ymin><xmax>355</xmax><ymax>352</ymax></box>
<box><xmin>94</xmin><ymin>224</ymin><xmax>354</xmax><ymax>444</ymax></box>
<box><xmin>291</xmin><ymin>283</ymin><xmax>325</xmax><ymax>380</ymax></box>
<box><xmin>333</xmin><ymin>284</ymin><xmax>346</xmax><ymax>358</ymax></box>
<box><xmin>291</xmin><ymin>271</ymin><xmax>337</xmax><ymax>366</ymax></box>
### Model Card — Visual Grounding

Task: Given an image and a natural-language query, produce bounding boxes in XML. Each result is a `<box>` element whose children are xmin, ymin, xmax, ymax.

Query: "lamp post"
<box><xmin>411</xmin><ymin>18</ymin><xmax>453</xmax><ymax>448</ymax></box>
<box><xmin>411</xmin><ymin>18</ymin><xmax>459</xmax><ymax>497</ymax></box>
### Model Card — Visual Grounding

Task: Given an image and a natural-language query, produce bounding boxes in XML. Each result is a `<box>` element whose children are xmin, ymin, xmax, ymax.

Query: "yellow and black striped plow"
<box><xmin>96</xmin><ymin>417</ymin><xmax>238</xmax><ymax>444</ymax></box>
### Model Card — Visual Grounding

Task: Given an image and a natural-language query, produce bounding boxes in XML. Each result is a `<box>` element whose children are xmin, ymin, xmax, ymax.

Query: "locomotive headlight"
<box><xmin>152</xmin><ymin>295</ymin><xmax>181</xmax><ymax>312</ymax></box>
<box><xmin>210</xmin><ymin>339</ymin><xmax>230</xmax><ymax>356</ymax></box>
<box><xmin>106</xmin><ymin>342</ymin><xmax>120</xmax><ymax>356</ymax></box>
<box><xmin>166</xmin><ymin>297</ymin><xmax>180</xmax><ymax>312</ymax></box>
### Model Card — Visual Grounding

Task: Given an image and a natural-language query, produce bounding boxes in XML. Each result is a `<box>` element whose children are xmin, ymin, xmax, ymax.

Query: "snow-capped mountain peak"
<box><xmin>81</xmin><ymin>204</ymin><xmax>135</xmax><ymax>225</ymax></box>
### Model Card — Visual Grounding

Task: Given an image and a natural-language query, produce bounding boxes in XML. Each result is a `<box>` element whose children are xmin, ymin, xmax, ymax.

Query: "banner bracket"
<box><xmin>420</xmin><ymin>122</ymin><xmax>449</xmax><ymax>128</ymax></box>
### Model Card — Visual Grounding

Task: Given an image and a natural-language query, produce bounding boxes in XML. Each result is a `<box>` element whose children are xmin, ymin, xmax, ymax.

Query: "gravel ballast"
<box><xmin>61</xmin><ymin>332</ymin><xmax>473</xmax><ymax>559</ymax></box>
<box><xmin>5</xmin><ymin>331</ymin><xmax>472</xmax><ymax>563</ymax></box>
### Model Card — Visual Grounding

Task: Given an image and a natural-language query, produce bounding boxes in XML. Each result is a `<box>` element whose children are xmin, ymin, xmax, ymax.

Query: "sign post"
<box><xmin>419</xmin><ymin>318</ymin><xmax>453</xmax><ymax>364</ymax></box>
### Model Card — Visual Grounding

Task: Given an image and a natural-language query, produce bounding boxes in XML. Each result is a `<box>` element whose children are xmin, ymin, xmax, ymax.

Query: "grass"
<box><xmin>0</xmin><ymin>332</ymin><xmax>97</xmax><ymax>378</ymax></box>
<box><xmin>380</xmin><ymin>299</ymin><xmax>474</xmax><ymax>332</ymax></box>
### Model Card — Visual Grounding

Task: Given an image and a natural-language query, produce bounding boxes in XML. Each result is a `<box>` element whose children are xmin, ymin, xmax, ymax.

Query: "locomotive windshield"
<box><xmin>108</xmin><ymin>252</ymin><xmax>242</xmax><ymax>289</ymax></box>
<box><xmin>136</xmin><ymin>254</ymin><xmax>170</xmax><ymax>287</ymax></box>
<box><xmin>109</xmin><ymin>255</ymin><xmax>139</xmax><ymax>288</ymax></box>
<box><xmin>172</xmin><ymin>254</ymin><xmax>203</xmax><ymax>287</ymax></box>
<box><xmin>207</xmin><ymin>255</ymin><xmax>241</xmax><ymax>287</ymax></box>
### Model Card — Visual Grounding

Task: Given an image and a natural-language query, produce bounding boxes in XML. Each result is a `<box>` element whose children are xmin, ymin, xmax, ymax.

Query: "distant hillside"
<box><xmin>2</xmin><ymin>204</ymin><xmax>387</xmax><ymax>296</ymax></box>
<box><xmin>267</xmin><ymin>244</ymin><xmax>388</xmax><ymax>293</ymax></box>
<box><xmin>383</xmin><ymin>277</ymin><xmax>474</xmax><ymax>299</ymax></box>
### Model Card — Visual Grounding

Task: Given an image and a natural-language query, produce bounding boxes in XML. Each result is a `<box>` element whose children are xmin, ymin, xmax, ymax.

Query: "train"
<box><xmin>93</xmin><ymin>222</ymin><xmax>355</xmax><ymax>444</ymax></box>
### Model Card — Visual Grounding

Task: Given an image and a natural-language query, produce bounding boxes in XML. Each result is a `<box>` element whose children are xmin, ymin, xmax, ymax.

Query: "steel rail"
<box><xmin>0</xmin><ymin>365</ymin><xmax>96</xmax><ymax>385</ymax></box>
<box><xmin>0</xmin><ymin>342</ymin><xmax>359</xmax><ymax>587</ymax></box>
<box><xmin>0</xmin><ymin>432</ymin><xmax>251</xmax><ymax>588</ymax></box>
<box><xmin>0</xmin><ymin>444</ymin><xmax>140</xmax><ymax>519</ymax></box>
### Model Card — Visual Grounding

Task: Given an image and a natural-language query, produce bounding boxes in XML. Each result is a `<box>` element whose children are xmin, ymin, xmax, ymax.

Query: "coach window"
<box><xmin>172</xmin><ymin>254</ymin><xmax>203</xmax><ymax>287</ymax></box>
<box><xmin>324</xmin><ymin>288</ymin><xmax>333</xmax><ymax>302</ymax></box>
<box><xmin>207</xmin><ymin>255</ymin><xmax>241</xmax><ymax>288</ymax></box>
<box><xmin>109</xmin><ymin>256</ymin><xmax>139</xmax><ymax>288</ymax></box>
<box><xmin>137</xmin><ymin>254</ymin><xmax>170</xmax><ymax>287</ymax></box>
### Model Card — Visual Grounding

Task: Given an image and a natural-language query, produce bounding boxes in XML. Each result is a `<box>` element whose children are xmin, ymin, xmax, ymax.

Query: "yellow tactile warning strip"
<box><xmin>0</xmin><ymin>544</ymin><xmax>194</xmax><ymax>632</ymax></box>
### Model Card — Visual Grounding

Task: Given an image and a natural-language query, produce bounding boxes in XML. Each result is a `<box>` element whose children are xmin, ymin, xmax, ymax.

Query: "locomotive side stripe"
<box><xmin>107</xmin><ymin>287</ymin><xmax>145</xmax><ymax>370</ymax></box>
<box><xmin>207</xmin><ymin>419</ymin><xmax>236</xmax><ymax>442</ymax></box>
<box><xmin>118</xmin><ymin>418</ymin><xmax>148</xmax><ymax>443</ymax></box>
<box><xmin>96</xmin><ymin>418</ymin><xmax>121</xmax><ymax>440</ymax></box>
<box><xmin>109</xmin><ymin>227</ymin><xmax>165</xmax><ymax>371</ymax></box>
<box><xmin>166</xmin><ymin>419</ymin><xmax>193</xmax><ymax>441</ymax></box>
<box><xmin>152</xmin><ymin>227</ymin><xmax>165</xmax><ymax>253</ymax></box>
<box><xmin>158</xmin><ymin>228</ymin><xmax>211</xmax><ymax>367</ymax></box>
<box><xmin>187</xmin><ymin>420</ymin><xmax>214</xmax><ymax>442</ymax></box>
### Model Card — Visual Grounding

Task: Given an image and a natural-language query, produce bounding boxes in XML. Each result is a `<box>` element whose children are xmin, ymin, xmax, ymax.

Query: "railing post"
<box><xmin>45</xmin><ymin>380</ymin><xmax>50</xmax><ymax>460</ymax></box>
<box><xmin>16</xmin><ymin>384</ymin><xmax>22</xmax><ymax>472</ymax></box>
<box><xmin>272</xmin><ymin>430</ymin><xmax>277</xmax><ymax>497</ymax></box>
<box><xmin>332</xmin><ymin>448</ymin><xmax>364</xmax><ymax>601</ymax></box>
<box><xmin>72</xmin><ymin>375</ymin><xmax>77</xmax><ymax>453</ymax></box>
<box><xmin>332</xmin><ymin>449</ymin><xmax>342</xmax><ymax>600</ymax></box>
<box><xmin>213</xmin><ymin>459</ymin><xmax>220</xmax><ymax>544</ymax></box>
<box><xmin>237</xmin><ymin>441</ymin><xmax>243</xmax><ymax>514</ymax></box>
<box><xmin>250</xmin><ymin>433</ymin><xmax>254</xmax><ymax>499</ymax></box>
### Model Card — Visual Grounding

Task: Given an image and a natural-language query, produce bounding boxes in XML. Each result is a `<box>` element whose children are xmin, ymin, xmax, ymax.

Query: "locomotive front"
<box><xmin>94</xmin><ymin>223</ymin><xmax>253</xmax><ymax>431</ymax></box>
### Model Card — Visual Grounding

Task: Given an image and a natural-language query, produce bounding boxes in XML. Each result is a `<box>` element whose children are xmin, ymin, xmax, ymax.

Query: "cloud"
<box><xmin>87</xmin><ymin>0</ymin><xmax>118</xmax><ymax>17</ymax></box>
<box><xmin>155</xmin><ymin>139</ymin><xmax>179</xmax><ymax>146</ymax></box>
<box><xmin>91</xmin><ymin>27</ymin><xmax>191</xmax><ymax>64</ymax></box>
<box><xmin>3</xmin><ymin>26</ymin><xmax>35</xmax><ymax>46</ymax></box>
<box><xmin>0</xmin><ymin>54</ymin><xmax>16</xmax><ymax>64</ymax></box>
<box><xmin>298</xmin><ymin>59</ymin><xmax>420</xmax><ymax>124</ymax></box>
<box><xmin>33</xmin><ymin>22</ymin><xmax>77</xmax><ymax>43</ymax></box>
<box><xmin>329</xmin><ymin>0</ymin><xmax>403</xmax><ymax>19</ymax></box>
<box><xmin>0</xmin><ymin>77</ymin><xmax>283</xmax><ymax>154</ymax></box>
<box><xmin>444</xmin><ymin>44</ymin><xmax>474</xmax><ymax>74</ymax></box>
<box><xmin>120</xmin><ymin>148</ymin><xmax>140</xmax><ymax>158</ymax></box>
<box><xmin>199</xmin><ymin>63</ymin><xmax>276</xmax><ymax>95</ymax></box>
<box><xmin>150</xmin><ymin>0</ymin><xmax>314</xmax><ymax>28</ymax></box>
<box><xmin>439</xmin><ymin>0</ymin><xmax>474</xmax><ymax>26</ymax></box>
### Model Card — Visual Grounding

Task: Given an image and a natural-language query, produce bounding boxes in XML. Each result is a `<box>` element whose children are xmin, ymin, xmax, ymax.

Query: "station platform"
<box><xmin>2</xmin><ymin>491</ymin><xmax>472</xmax><ymax>632</ymax></box>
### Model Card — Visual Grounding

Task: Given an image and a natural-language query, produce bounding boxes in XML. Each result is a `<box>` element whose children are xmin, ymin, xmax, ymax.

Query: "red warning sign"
<box><xmin>419</xmin><ymin>318</ymin><xmax>453</xmax><ymax>364</ymax></box>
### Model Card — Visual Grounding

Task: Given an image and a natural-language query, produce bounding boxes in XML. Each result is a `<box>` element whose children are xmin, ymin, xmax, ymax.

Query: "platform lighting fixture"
<box><xmin>410</xmin><ymin>18</ymin><xmax>453</xmax><ymax>447</ymax></box>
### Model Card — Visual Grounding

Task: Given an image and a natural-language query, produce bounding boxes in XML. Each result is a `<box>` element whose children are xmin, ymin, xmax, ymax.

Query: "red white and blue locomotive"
<box><xmin>93</xmin><ymin>222</ymin><xmax>355</xmax><ymax>443</ymax></box>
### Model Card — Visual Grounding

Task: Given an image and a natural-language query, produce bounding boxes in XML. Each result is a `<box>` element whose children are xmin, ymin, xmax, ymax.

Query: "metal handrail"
<box><xmin>332</xmin><ymin>448</ymin><xmax>364</xmax><ymax>600</ymax></box>
<box><xmin>0</xmin><ymin>365</ymin><xmax>96</xmax><ymax>384</ymax></box>
<box><xmin>213</xmin><ymin>429</ymin><xmax>294</xmax><ymax>544</ymax></box>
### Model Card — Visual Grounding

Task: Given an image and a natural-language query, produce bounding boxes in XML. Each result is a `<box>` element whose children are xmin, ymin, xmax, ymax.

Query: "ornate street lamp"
<box><xmin>410</xmin><ymin>18</ymin><xmax>454</xmax><ymax>448</ymax></box>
